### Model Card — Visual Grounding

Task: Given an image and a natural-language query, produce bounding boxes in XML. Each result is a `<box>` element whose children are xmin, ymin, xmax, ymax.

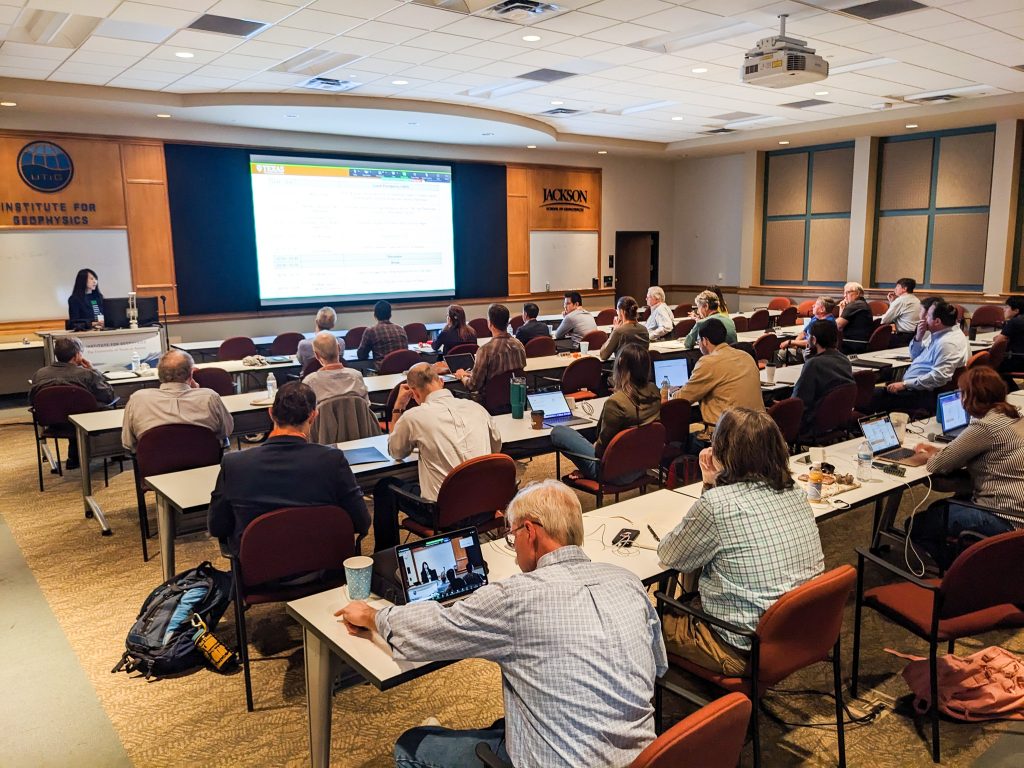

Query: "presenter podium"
<box><xmin>38</xmin><ymin>327</ymin><xmax>166</xmax><ymax>371</ymax></box>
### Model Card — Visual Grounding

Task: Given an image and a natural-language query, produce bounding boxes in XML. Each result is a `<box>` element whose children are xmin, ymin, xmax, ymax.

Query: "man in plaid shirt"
<box><xmin>339</xmin><ymin>481</ymin><xmax>667</xmax><ymax>768</ymax></box>
<box><xmin>454</xmin><ymin>303</ymin><xmax>526</xmax><ymax>395</ymax></box>
<box><xmin>357</xmin><ymin>300</ymin><xmax>409</xmax><ymax>360</ymax></box>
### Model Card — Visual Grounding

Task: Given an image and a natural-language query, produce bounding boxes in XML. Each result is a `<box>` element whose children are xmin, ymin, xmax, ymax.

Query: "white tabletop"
<box><xmin>0</xmin><ymin>340</ymin><xmax>44</xmax><ymax>351</ymax></box>
<box><xmin>145</xmin><ymin>464</ymin><xmax>222</xmax><ymax>510</ymax></box>
<box><xmin>69</xmin><ymin>392</ymin><xmax>271</xmax><ymax>434</ymax></box>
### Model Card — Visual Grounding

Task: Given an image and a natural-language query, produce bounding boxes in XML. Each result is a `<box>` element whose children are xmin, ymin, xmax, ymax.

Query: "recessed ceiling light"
<box><xmin>778</xmin><ymin>140</ymin><xmax>790</xmax><ymax>145</ymax></box>
<box><xmin>155</xmin><ymin>113</ymin><xmax>171</xmax><ymax>118</ymax></box>
<box><xmin>522</xmin><ymin>34</ymin><xmax>541</xmax><ymax>42</ymax></box>
<box><xmin>0</xmin><ymin>101</ymin><xmax>16</xmax><ymax>107</ymax></box>
<box><xmin>597</xmin><ymin>150</ymin><xmax>607</xmax><ymax>155</ymax></box>
<box><xmin>905</xmin><ymin>123</ymin><xmax>918</xmax><ymax>129</ymax></box>
<box><xmin>671</xmin><ymin>116</ymin><xmax>683</xmax><ymax>121</ymax></box>
<box><xmin>174</xmin><ymin>51</ymin><xmax>194</xmax><ymax>59</ymax></box>
<box><xmin>550</xmin><ymin>100</ymin><xmax>564</xmax><ymax>105</ymax></box>
<box><xmin>526</xmin><ymin>145</ymin><xmax>536</xmax><ymax>149</ymax></box>
<box><xmin>815</xmin><ymin>90</ymin><xmax>829</xmax><ymax>96</ymax></box>
<box><xmin>691</xmin><ymin>67</ymin><xmax>708</xmax><ymax>74</ymax></box>
<box><xmin>392</xmin><ymin>79</ymin><xmax>408</xmax><ymax>85</ymax></box>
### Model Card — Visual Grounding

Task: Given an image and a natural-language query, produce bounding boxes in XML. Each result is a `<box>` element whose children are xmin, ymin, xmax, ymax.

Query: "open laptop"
<box><xmin>858</xmin><ymin>414</ymin><xmax>929</xmax><ymax>466</ymax></box>
<box><xmin>395</xmin><ymin>528</ymin><xmax>489</xmax><ymax>606</ymax></box>
<box><xmin>653</xmin><ymin>358</ymin><xmax>689</xmax><ymax>395</ymax></box>
<box><xmin>441</xmin><ymin>352</ymin><xmax>475</xmax><ymax>383</ymax></box>
<box><xmin>526</xmin><ymin>390</ymin><xmax>592</xmax><ymax>427</ymax></box>
<box><xmin>935</xmin><ymin>390</ymin><xmax>969</xmax><ymax>443</ymax></box>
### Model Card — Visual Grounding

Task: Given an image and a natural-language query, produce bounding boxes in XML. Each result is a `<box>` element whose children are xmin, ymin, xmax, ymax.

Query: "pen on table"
<box><xmin>647</xmin><ymin>524</ymin><xmax>661</xmax><ymax>542</ymax></box>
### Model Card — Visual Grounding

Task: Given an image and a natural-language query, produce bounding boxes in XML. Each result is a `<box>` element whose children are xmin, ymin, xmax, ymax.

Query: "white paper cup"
<box><xmin>809</xmin><ymin>447</ymin><xmax>826</xmax><ymax>465</ymax></box>
<box><xmin>764</xmin><ymin>366</ymin><xmax>776</xmax><ymax>385</ymax></box>
<box><xmin>890</xmin><ymin>412</ymin><xmax>909</xmax><ymax>443</ymax></box>
<box><xmin>579</xmin><ymin>341</ymin><xmax>589</xmax><ymax>354</ymax></box>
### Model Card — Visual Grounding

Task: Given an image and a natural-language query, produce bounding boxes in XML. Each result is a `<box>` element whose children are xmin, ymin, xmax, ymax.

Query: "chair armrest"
<box><xmin>654</xmin><ymin>590</ymin><xmax>754</xmax><ymax>640</ymax></box>
<box><xmin>390</xmin><ymin>484</ymin><xmax>437</xmax><ymax>518</ymax></box>
<box><xmin>475</xmin><ymin>743</ymin><xmax>512</xmax><ymax>768</ymax></box>
<box><xmin>855</xmin><ymin>547</ymin><xmax>938</xmax><ymax>591</ymax></box>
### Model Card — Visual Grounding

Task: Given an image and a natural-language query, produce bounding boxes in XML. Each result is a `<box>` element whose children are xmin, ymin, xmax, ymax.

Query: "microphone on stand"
<box><xmin>159</xmin><ymin>295</ymin><xmax>169</xmax><ymax>352</ymax></box>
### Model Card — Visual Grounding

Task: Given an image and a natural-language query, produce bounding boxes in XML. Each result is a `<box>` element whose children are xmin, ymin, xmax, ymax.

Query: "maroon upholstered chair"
<box><xmin>396</xmin><ymin>454</ymin><xmax>517</xmax><ymax>540</ymax></box>
<box><xmin>800</xmin><ymin>382</ymin><xmax>857</xmax><ymax>446</ymax></box>
<box><xmin>232</xmin><ymin>505</ymin><xmax>360</xmax><ymax>711</ymax></box>
<box><xmin>752</xmin><ymin>333</ymin><xmax>781</xmax><ymax>368</ymax></box>
<box><xmin>269</xmin><ymin>332</ymin><xmax>303</xmax><ymax>356</ymax></box>
<box><xmin>218</xmin><ymin>336</ymin><xmax>257</xmax><ymax>361</ymax></box>
<box><xmin>193</xmin><ymin>366</ymin><xmax>235</xmax><ymax>396</ymax></box>
<box><xmin>30</xmin><ymin>385</ymin><xmax>100</xmax><ymax>491</ymax></box>
<box><xmin>509</xmin><ymin>315</ymin><xmax>525</xmax><ymax>331</ymax></box>
<box><xmin>445</xmin><ymin>342</ymin><xmax>478</xmax><ymax>357</ymax></box>
<box><xmin>988</xmin><ymin>334</ymin><xmax>1008</xmax><ymax>370</ymax></box>
<box><xmin>969</xmin><ymin>303</ymin><xmax>1004</xmax><ymax>340</ymax></box>
<box><xmin>866</xmin><ymin>323</ymin><xmax>892</xmax><ymax>352</ymax></box>
<box><xmin>767</xmin><ymin>297</ymin><xmax>791</xmax><ymax>311</ymax></box>
<box><xmin>732</xmin><ymin>315</ymin><xmax>749</xmax><ymax>333</ymax></box>
<box><xmin>344</xmin><ymin>326</ymin><xmax>366</xmax><ymax>348</ymax></box>
<box><xmin>635</xmin><ymin>693</ymin><xmax>751</xmax><ymax>768</ymax></box>
<box><xmin>468</xmin><ymin>318</ymin><xmax>491</xmax><ymax>338</ymax></box>
<box><xmin>595</xmin><ymin>308</ymin><xmax>617</xmax><ymax>325</ymax></box>
<box><xmin>966</xmin><ymin>349</ymin><xmax>992</xmax><ymax>369</ymax></box>
<box><xmin>672</xmin><ymin>303</ymin><xmax>692</xmax><ymax>318</ymax></box>
<box><xmin>868</xmin><ymin>299</ymin><xmax>889</xmax><ymax>315</ymax></box>
<box><xmin>524</xmin><ymin>336</ymin><xmax>556</xmax><ymax>358</ymax></box>
<box><xmin>378</xmin><ymin>380</ymin><xmax>418</xmax><ymax>432</ymax></box>
<box><xmin>659</xmin><ymin>398</ymin><xmax>693</xmax><ymax>488</ymax></box>
<box><xmin>482</xmin><ymin>369</ymin><xmax>522</xmax><ymax>415</ymax></box>
<box><xmin>133</xmin><ymin>424</ymin><xmax>223</xmax><ymax>560</ymax></box>
<box><xmin>657</xmin><ymin>566</ymin><xmax>856</xmax><ymax>768</ymax></box>
<box><xmin>556</xmin><ymin>356</ymin><xmax>602</xmax><ymax>401</ymax></box>
<box><xmin>403</xmin><ymin>322</ymin><xmax>429</xmax><ymax>344</ymax></box>
<box><xmin>376</xmin><ymin>348</ymin><xmax>422</xmax><ymax>375</ymax></box>
<box><xmin>559</xmin><ymin>422</ymin><xmax>666</xmax><ymax>507</ymax></box>
<box><xmin>777</xmin><ymin>306</ymin><xmax>799</xmax><ymax>327</ymax></box>
<box><xmin>673</xmin><ymin>318</ymin><xmax>696</xmax><ymax>339</ymax></box>
<box><xmin>767</xmin><ymin>397</ymin><xmax>804</xmax><ymax>453</ymax></box>
<box><xmin>852</xmin><ymin>531</ymin><xmax>1024</xmax><ymax>763</ymax></box>
<box><xmin>747</xmin><ymin>309</ymin><xmax>770</xmax><ymax>331</ymax></box>
<box><xmin>796</xmin><ymin>299</ymin><xmax>815</xmax><ymax>317</ymax></box>
<box><xmin>581</xmin><ymin>328</ymin><xmax>608</xmax><ymax>349</ymax></box>
<box><xmin>300</xmin><ymin>357</ymin><xmax>322</xmax><ymax>379</ymax></box>
<box><xmin>851</xmin><ymin>368</ymin><xmax>877</xmax><ymax>421</ymax></box>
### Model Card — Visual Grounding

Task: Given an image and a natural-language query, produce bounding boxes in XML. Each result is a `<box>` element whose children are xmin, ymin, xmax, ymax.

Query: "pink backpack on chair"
<box><xmin>888</xmin><ymin>646</ymin><xmax>1024</xmax><ymax>721</ymax></box>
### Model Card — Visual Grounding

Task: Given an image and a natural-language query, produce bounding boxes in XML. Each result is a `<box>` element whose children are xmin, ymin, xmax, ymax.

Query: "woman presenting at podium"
<box><xmin>68</xmin><ymin>268</ymin><xmax>104</xmax><ymax>330</ymax></box>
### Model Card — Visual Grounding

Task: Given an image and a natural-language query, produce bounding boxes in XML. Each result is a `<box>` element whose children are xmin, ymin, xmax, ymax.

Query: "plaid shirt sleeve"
<box><xmin>657</xmin><ymin>495</ymin><xmax>720</xmax><ymax>573</ymax></box>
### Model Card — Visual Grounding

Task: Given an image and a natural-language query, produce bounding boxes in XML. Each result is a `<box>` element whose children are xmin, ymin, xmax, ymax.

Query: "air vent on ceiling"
<box><xmin>299</xmin><ymin>77</ymin><xmax>361</xmax><ymax>92</ymax></box>
<box><xmin>412</xmin><ymin>0</ymin><xmax>560</xmax><ymax>23</ymax></box>
<box><xmin>540</xmin><ymin>107</ymin><xmax>582</xmax><ymax>116</ymax></box>
<box><xmin>700</xmin><ymin>128</ymin><xmax>736</xmax><ymax>135</ymax></box>
<box><xmin>780</xmin><ymin>99</ymin><xmax>831</xmax><ymax>109</ymax></box>
<box><xmin>272</xmin><ymin>50</ymin><xmax>362</xmax><ymax>77</ymax></box>
<box><xmin>11</xmin><ymin>10</ymin><xmax>99</xmax><ymax>47</ymax></box>
<box><xmin>187</xmin><ymin>13</ymin><xmax>268</xmax><ymax>37</ymax></box>
<box><xmin>840</xmin><ymin>0</ymin><xmax>926</xmax><ymax>21</ymax></box>
<box><xmin>519</xmin><ymin>68</ymin><xmax>576</xmax><ymax>82</ymax></box>
<box><xmin>710</xmin><ymin>111</ymin><xmax>758</xmax><ymax>122</ymax></box>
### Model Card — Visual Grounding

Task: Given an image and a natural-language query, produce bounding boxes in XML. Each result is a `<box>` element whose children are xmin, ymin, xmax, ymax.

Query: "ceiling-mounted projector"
<box><xmin>741</xmin><ymin>14</ymin><xmax>828</xmax><ymax>87</ymax></box>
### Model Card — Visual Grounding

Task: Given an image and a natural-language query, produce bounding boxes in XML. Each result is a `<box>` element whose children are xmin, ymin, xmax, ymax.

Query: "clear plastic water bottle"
<box><xmin>807</xmin><ymin>463</ymin><xmax>823</xmax><ymax>502</ymax></box>
<box><xmin>856</xmin><ymin>440</ymin><xmax>873</xmax><ymax>483</ymax></box>
<box><xmin>266</xmin><ymin>375</ymin><xmax>277</xmax><ymax>401</ymax></box>
<box><xmin>130</xmin><ymin>353</ymin><xmax>140</xmax><ymax>372</ymax></box>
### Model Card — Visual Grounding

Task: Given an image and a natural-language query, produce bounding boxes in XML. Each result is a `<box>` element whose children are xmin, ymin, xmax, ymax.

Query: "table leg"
<box><xmin>304</xmin><ymin>626</ymin><xmax>335</xmax><ymax>768</ymax></box>
<box><xmin>76</xmin><ymin>423</ymin><xmax>111</xmax><ymax>535</ymax></box>
<box><xmin>157</xmin><ymin>495</ymin><xmax>177</xmax><ymax>580</ymax></box>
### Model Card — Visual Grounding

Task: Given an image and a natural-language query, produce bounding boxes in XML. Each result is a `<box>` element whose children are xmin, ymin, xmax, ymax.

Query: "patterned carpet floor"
<box><xmin>1</xmin><ymin>411</ymin><xmax>1022</xmax><ymax>767</ymax></box>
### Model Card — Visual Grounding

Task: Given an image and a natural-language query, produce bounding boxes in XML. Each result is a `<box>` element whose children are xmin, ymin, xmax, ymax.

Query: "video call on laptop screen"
<box><xmin>654</xmin><ymin>358</ymin><xmax>689</xmax><ymax>388</ymax></box>
<box><xmin>526</xmin><ymin>391</ymin><xmax>572</xmax><ymax>419</ymax></box>
<box><xmin>396</xmin><ymin>529</ymin><xmax>487</xmax><ymax>604</ymax></box>
<box><xmin>938</xmin><ymin>391</ymin><xmax>968</xmax><ymax>432</ymax></box>
<box><xmin>859</xmin><ymin>416</ymin><xmax>900</xmax><ymax>454</ymax></box>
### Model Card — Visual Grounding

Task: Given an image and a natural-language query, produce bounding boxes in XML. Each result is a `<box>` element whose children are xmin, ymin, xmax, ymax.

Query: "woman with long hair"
<box><xmin>550</xmin><ymin>343</ymin><xmax>660</xmax><ymax>481</ymax></box>
<box><xmin>432</xmin><ymin>303</ymin><xmax>476</xmax><ymax>355</ymax></box>
<box><xmin>68</xmin><ymin>268</ymin><xmax>104</xmax><ymax>330</ymax></box>
<box><xmin>598</xmin><ymin>295</ymin><xmax>649</xmax><ymax>361</ymax></box>
<box><xmin>907</xmin><ymin>365</ymin><xmax>1024</xmax><ymax>567</ymax></box>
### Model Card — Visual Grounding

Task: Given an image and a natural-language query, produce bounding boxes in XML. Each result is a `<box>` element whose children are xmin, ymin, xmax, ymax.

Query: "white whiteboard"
<box><xmin>0</xmin><ymin>230</ymin><xmax>132</xmax><ymax>322</ymax></box>
<box><xmin>529</xmin><ymin>231</ymin><xmax>599</xmax><ymax>293</ymax></box>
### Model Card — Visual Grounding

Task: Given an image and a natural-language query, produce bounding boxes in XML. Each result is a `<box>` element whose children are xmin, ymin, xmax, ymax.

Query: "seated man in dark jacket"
<box><xmin>792</xmin><ymin>320</ymin><xmax>854</xmax><ymax>432</ymax></box>
<box><xmin>515</xmin><ymin>302</ymin><xmax>552</xmax><ymax>346</ymax></box>
<box><xmin>208</xmin><ymin>382</ymin><xmax>370</xmax><ymax>557</ymax></box>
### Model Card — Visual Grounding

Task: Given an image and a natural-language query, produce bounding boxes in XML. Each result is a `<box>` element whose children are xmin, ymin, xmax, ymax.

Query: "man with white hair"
<box><xmin>836</xmin><ymin>281</ymin><xmax>873</xmax><ymax>352</ymax></box>
<box><xmin>645</xmin><ymin>285</ymin><xmax>675</xmax><ymax>341</ymax></box>
<box><xmin>301</xmin><ymin>331</ymin><xmax>369</xmax><ymax>404</ymax></box>
<box><xmin>296</xmin><ymin>306</ymin><xmax>336</xmax><ymax>369</ymax></box>
<box><xmin>338</xmin><ymin>480</ymin><xmax>667</xmax><ymax>768</ymax></box>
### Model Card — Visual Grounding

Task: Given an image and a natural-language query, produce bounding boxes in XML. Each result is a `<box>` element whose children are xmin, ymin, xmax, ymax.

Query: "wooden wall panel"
<box><xmin>528</xmin><ymin>167</ymin><xmax>601</xmax><ymax>230</ymax></box>
<box><xmin>121</xmin><ymin>143</ymin><xmax>167</xmax><ymax>183</ymax></box>
<box><xmin>507</xmin><ymin>166</ymin><xmax>529</xmax><ymax>197</ymax></box>
<box><xmin>507</xmin><ymin>195</ymin><xmax>530</xmax><ymax>295</ymax></box>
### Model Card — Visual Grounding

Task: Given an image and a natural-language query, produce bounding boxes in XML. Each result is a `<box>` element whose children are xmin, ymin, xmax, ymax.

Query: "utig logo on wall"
<box><xmin>540</xmin><ymin>187</ymin><xmax>590</xmax><ymax>213</ymax></box>
<box><xmin>18</xmin><ymin>141</ymin><xmax>74</xmax><ymax>193</ymax></box>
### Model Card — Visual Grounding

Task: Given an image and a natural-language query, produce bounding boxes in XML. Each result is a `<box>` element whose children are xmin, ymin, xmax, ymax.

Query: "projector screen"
<box><xmin>249</xmin><ymin>154</ymin><xmax>456</xmax><ymax>306</ymax></box>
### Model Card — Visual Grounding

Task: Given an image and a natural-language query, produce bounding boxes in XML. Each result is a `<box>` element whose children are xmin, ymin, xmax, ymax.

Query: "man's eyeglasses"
<box><xmin>505</xmin><ymin>520</ymin><xmax>544</xmax><ymax>548</ymax></box>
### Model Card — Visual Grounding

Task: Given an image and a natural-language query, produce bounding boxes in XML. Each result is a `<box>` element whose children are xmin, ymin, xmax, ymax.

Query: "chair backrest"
<box><xmin>31</xmin><ymin>385</ymin><xmax>98</xmax><ymax>427</ymax></box>
<box><xmin>852</xmin><ymin>368</ymin><xmax>877</xmax><ymax>411</ymax></box>
<box><xmin>755</xmin><ymin>565</ymin><xmax>856</xmax><ymax>686</ymax></box>
<box><xmin>767</xmin><ymin>297</ymin><xmax>791</xmax><ymax>311</ymax></box>
<box><xmin>659</xmin><ymin>398</ymin><xmax>692</xmax><ymax>445</ymax></box>
<box><xmin>218</xmin><ymin>336</ymin><xmax>257</xmax><ymax>361</ymax></box>
<box><xmin>939</xmin><ymin>529</ymin><xmax>1024</xmax><ymax>619</ymax></box>
<box><xmin>135</xmin><ymin>424</ymin><xmax>223</xmax><ymax>478</ymax></box>
<box><xmin>753</xmin><ymin>333</ymin><xmax>780</xmax><ymax>363</ymax></box>
<box><xmin>560</xmin><ymin>355</ymin><xmax>602</xmax><ymax>395</ymax></box>
<box><xmin>595</xmin><ymin>308</ymin><xmax>617</xmax><ymax>325</ymax></box>
<box><xmin>970</xmin><ymin>304</ymin><xmax>1004</xmax><ymax>331</ymax></box>
<box><xmin>300</xmin><ymin>357</ymin><xmax>323</xmax><ymax>379</ymax></box>
<box><xmin>378</xmin><ymin>348</ymin><xmax>422</xmax><ymax>375</ymax></box>
<box><xmin>767</xmin><ymin>397</ymin><xmax>804</xmax><ymax>445</ymax></box>
<box><xmin>796</xmin><ymin>299</ymin><xmax>815</xmax><ymax>317</ymax></box>
<box><xmin>435</xmin><ymin>454</ymin><xmax>518</xmax><ymax>529</ymax></box>
<box><xmin>778</xmin><ymin>306</ymin><xmax>799</xmax><ymax>327</ymax></box>
<box><xmin>672</xmin><ymin>303</ymin><xmax>692</xmax><ymax>318</ymax></box>
<box><xmin>600</xmin><ymin>422</ymin><xmax>667</xmax><ymax>483</ymax></box>
<box><xmin>237</xmin><ymin>505</ymin><xmax>356</xmax><ymax>589</ymax></box>
<box><xmin>344</xmin><ymin>326</ymin><xmax>366</xmax><ymax>348</ymax></box>
<box><xmin>446</xmin><ymin>342</ymin><xmax>478</xmax><ymax>357</ymax></box>
<box><xmin>673</xmin><ymin>317</ymin><xmax>696</xmax><ymax>339</ymax></box>
<box><xmin>509</xmin><ymin>315</ymin><xmax>525</xmax><ymax>331</ymax></box>
<box><xmin>384</xmin><ymin>380</ymin><xmax>417</xmax><ymax>423</ymax></box>
<box><xmin>810</xmin><ymin>382</ymin><xmax>857</xmax><ymax>436</ymax></box>
<box><xmin>629</xmin><ymin>692</ymin><xmax>752</xmax><ymax>768</ymax></box>
<box><xmin>192</xmin><ymin>366</ymin><xmax>235</xmax><ymax>396</ymax></box>
<box><xmin>469</xmin><ymin>318</ymin><xmax>491</xmax><ymax>338</ymax></box>
<box><xmin>966</xmin><ymin>350</ymin><xmax>992</xmax><ymax>369</ymax></box>
<box><xmin>732</xmin><ymin>315</ymin><xmax>749</xmax><ymax>332</ymax></box>
<box><xmin>482</xmin><ymin>369</ymin><xmax>522</xmax><ymax>415</ymax></box>
<box><xmin>581</xmin><ymin>329</ymin><xmax>608</xmax><ymax>348</ymax></box>
<box><xmin>868</xmin><ymin>300</ymin><xmax>890</xmax><ymax>315</ymax></box>
<box><xmin>747</xmin><ymin>309</ymin><xmax>770</xmax><ymax>331</ymax></box>
<box><xmin>269</xmin><ymin>332</ymin><xmax>304</xmax><ymax>356</ymax></box>
<box><xmin>866</xmin><ymin>323</ymin><xmax>892</xmax><ymax>352</ymax></box>
<box><xmin>524</xmin><ymin>336</ymin><xmax>556</xmax><ymax>357</ymax></box>
<box><xmin>311</xmin><ymin>395</ymin><xmax>382</xmax><ymax>443</ymax></box>
<box><xmin>404</xmin><ymin>322</ymin><xmax>429</xmax><ymax>344</ymax></box>
<box><xmin>989</xmin><ymin>334</ymin><xmax>1008</xmax><ymax>369</ymax></box>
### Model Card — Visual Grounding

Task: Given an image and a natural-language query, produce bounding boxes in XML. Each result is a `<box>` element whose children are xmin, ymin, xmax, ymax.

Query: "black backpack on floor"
<box><xmin>112</xmin><ymin>561</ymin><xmax>233</xmax><ymax>679</ymax></box>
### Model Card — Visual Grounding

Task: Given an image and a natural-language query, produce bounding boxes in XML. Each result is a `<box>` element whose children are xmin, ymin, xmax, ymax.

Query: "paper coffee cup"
<box><xmin>764</xmin><ymin>366</ymin><xmax>776</xmax><ymax>385</ymax></box>
<box><xmin>890</xmin><ymin>412</ymin><xmax>909</xmax><ymax>443</ymax></box>
<box><xmin>344</xmin><ymin>555</ymin><xmax>374</xmax><ymax>601</ymax></box>
<box><xmin>579</xmin><ymin>341</ymin><xmax>589</xmax><ymax>354</ymax></box>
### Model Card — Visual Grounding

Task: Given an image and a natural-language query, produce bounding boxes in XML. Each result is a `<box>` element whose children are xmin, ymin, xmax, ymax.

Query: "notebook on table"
<box><xmin>935</xmin><ymin>390</ymin><xmax>969</xmax><ymax>443</ymax></box>
<box><xmin>395</xmin><ymin>528</ymin><xmax>489</xmax><ymax>606</ymax></box>
<box><xmin>653</xmin><ymin>358</ymin><xmax>689</xmax><ymax>395</ymax></box>
<box><xmin>526</xmin><ymin>391</ymin><xmax>591</xmax><ymax>427</ymax></box>
<box><xmin>857</xmin><ymin>414</ymin><xmax>929</xmax><ymax>466</ymax></box>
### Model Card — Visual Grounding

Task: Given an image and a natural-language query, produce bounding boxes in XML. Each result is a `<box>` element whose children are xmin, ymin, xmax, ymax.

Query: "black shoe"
<box><xmin>64</xmin><ymin>458</ymin><xmax>80</xmax><ymax>470</ymax></box>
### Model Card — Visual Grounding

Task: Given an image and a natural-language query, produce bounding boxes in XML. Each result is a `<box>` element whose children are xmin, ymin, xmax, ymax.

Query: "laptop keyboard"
<box><xmin>882</xmin><ymin>447</ymin><xmax>914</xmax><ymax>461</ymax></box>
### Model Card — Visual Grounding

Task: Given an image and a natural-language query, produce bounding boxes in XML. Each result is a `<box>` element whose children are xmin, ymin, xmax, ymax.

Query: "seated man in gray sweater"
<box><xmin>791</xmin><ymin>320</ymin><xmax>854</xmax><ymax>432</ymax></box>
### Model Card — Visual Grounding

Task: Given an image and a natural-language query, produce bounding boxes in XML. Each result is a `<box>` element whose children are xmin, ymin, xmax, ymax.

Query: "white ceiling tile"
<box><xmin>394</xmin><ymin>63</ymin><xmax>459</xmax><ymax>81</ymax></box>
<box><xmin>232</xmin><ymin>39</ymin><xmax>306</xmax><ymax>59</ymax></box>
<box><xmin>631</xmin><ymin>6</ymin><xmax>726</xmax><ymax>33</ymax></box>
<box><xmin>533</xmin><ymin>11</ymin><xmax>617</xmax><ymax>36</ymax></box>
<box><xmin>213</xmin><ymin>52</ymin><xmax>279</xmax><ymax>69</ymax></box>
<box><xmin>977</xmin><ymin>9</ymin><xmax>1024</xmax><ymax>27</ymax></box>
<box><xmin>94</xmin><ymin>19</ymin><xmax>177</xmax><ymax>44</ymax></box>
<box><xmin>224</xmin><ymin>80</ymin><xmax>283</xmax><ymax>90</ymax></box>
<box><xmin>872</xmin><ymin>8</ymin><xmax>961</xmax><ymax>32</ymax></box>
<box><xmin>130</xmin><ymin>0</ymin><xmax>218</xmax><ymax>10</ymax></box>
<box><xmin>584</xmin><ymin>22</ymin><xmax>665</xmax><ymax>45</ymax></box>
<box><xmin>133</xmin><ymin>57</ymin><xmax>201</xmax><ymax>73</ymax></box>
<box><xmin>458</xmin><ymin>40</ymin><xmax>531</xmax><ymax>61</ymax></box>
<box><xmin>52</xmin><ymin>60</ymin><xmax>124</xmax><ymax>76</ymax></box>
<box><xmin>944</xmin><ymin>0</ymin><xmax>1023</xmax><ymax>15</ymax></box>
<box><xmin>109</xmin><ymin>1</ymin><xmax>200</xmax><ymax>26</ymax></box>
<box><xmin>309</xmin><ymin>0</ymin><xmax>403</xmax><ymax>20</ymax></box>
<box><xmin>506</xmin><ymin>49</ymin><xmax>581</xmax><ymax>70</ymax></box>
<box><xmin>50</xmin><ymin>70</ymin><xmax>116</xmax><ymax>84</ymax></box>
<box><xmin>278</xmin><ymin>9</ymin><xmax>362</xmax><ymax>34</ymax></box>
<box><xmin>407</xmin><ymin>31</ymin><xmax>480</xmax><ymax>53</ymax></box>
<box><xmin>383</xmin><ymin>46</ymin><xmax>443</xmax><ymax>65</ymax></box>
<box><xmin>27</xmin><ymin>0</ymin><xmax>119</xmax><ymax>15</ymax></box>
<box><xmin>438</xmin><ymin>16</ymin><xmax>518</xmax><ymax>41</ymax></box>
<box><xmin>377</xmin><ymin>4</ymin><xmax>462</xmax><ymax>31</ymax></box>
<box><xmin>429</xmin><ymin>52</ymin><xmax>494</xmax><ymax>72</ymax></box>
<box><xmin>195</xmin><ymin>63</ymin><xmax>265</xmax><ymax>78</ymax></box>
<box><xmin>440</xmin><ymin>70</ymin><xmax>501</xmax><ymax>86</ymax></box>
<box><xmin>164</xmin><ymin>29</ymin><xmax>242</xmax><ymax>51</ymax></box>
<box><xmin>317</xmin><ymin>35</ymin><xmax>388</xmax><ymax>57</ymax></box>
<box><xmin>346</xmin><ymin>56</ymin><xmax>406</xmax><ymax>75</ymax></box>
<box><xmin>206</xmin><ymin>0</ymin><xmax>295</xmax><ymax>24</ymax></box>
<box><xmin>165</xmin><ymin>73</ymin><xmax>238</xmax><ymax>88</ymax></box>
<box><xmin>472</xmin><ymin>60</ymin><xmax>530</xmax><ymax>78</ymax></box>
<box><xmin>1</xmin><ymin>40</ymin><xmax>72</xmax><ymax>59</ymax></box>
<box><xmin>915</xmin><ymin>20</ymin><xmax>998</xmax><ymax>42</ymax></box>
<box><xmin>344</xmin><ymin>20</ymin><xmax>422</xmax><ymax>45</ymax></box>
<box><xmin>402</xmin><ymin>81</ymin><xmax>468</xmax><ymax>96</ymax></box>
<box><xmin>253</xmin><ymin>25</ymin><xmax>333</xmax><ymax>47</ymax></box>
<box><xmin>80</xmin><ymin>37</ymin><xmax>158</xmax><ymax>55</ymax></box>
<box><xmin>146</xmin><ymin>44</ymin><xmax>219</xmax><ymax>62</ymax></box>
<box><xmin>544</xmin><ymin>36</ymin><xmax>614</xmax><ymax>57</ymax></box>
<box><xmin>244</xmin><ymin>69</ymin><xmax>306</xmax><ymax>84</ymax></box>
<box><xmin>0</xmin><ymin>66</ymin><xmax>52</xmax><ymax>79</ymax></box>
<box><xmin>120</xmin><ymin>65</ymin><xmax>187</xmax><ymax>81</ymax></box>
<box><xmin>0</xmin><ymin>6</ymin><xmax>20</xmax><ymax>24</ymax></box>
<box><xmin>583</xmin><ymin>0</ymin><xmax>674</xmax><ymax>22</ymax></box>
<box><xmin>106</xmin><ymin>76</ymin><xmax>174</xmax><ymax>89</ymax></box>
<box><xmin>66</xmin><ymin>49</ymin><xmax>140</xmax><ymax>67</ymax></box>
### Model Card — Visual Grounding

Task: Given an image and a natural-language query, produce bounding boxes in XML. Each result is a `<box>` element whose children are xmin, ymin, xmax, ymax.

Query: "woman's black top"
<box><xmin>68</xmin><ymin>290</ymin><xmax>103</xmax><ymax>328</ymax></box>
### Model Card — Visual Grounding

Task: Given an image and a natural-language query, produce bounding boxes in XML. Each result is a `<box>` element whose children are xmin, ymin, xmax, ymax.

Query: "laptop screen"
<box><xmin>937</xmin><ymin>390</ymin><xmax>968</xmax><ymax>433</ymax></box>
<box><xmin>859</xmin><ymin>415</ymin><xmax>901</xmax><ymax>455</ymax></box>
<box><xmin>443</xmin><ymin>353</ymin><xmax>475</xmax><ymax>373</ymax></box>
<box><xmin>654</xmin><ymin>358</ymin><xmax>689</xmax><ymax>388</ymax></box>
<box><xmin>396</xmin><ymin>528</ymin><xmax>488</xmax><ymax>604</ymax></box>
<box><xmin>526</xmin><ymin>391</ymin><xmax>572</xmax><ymax>419</ymax></box>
